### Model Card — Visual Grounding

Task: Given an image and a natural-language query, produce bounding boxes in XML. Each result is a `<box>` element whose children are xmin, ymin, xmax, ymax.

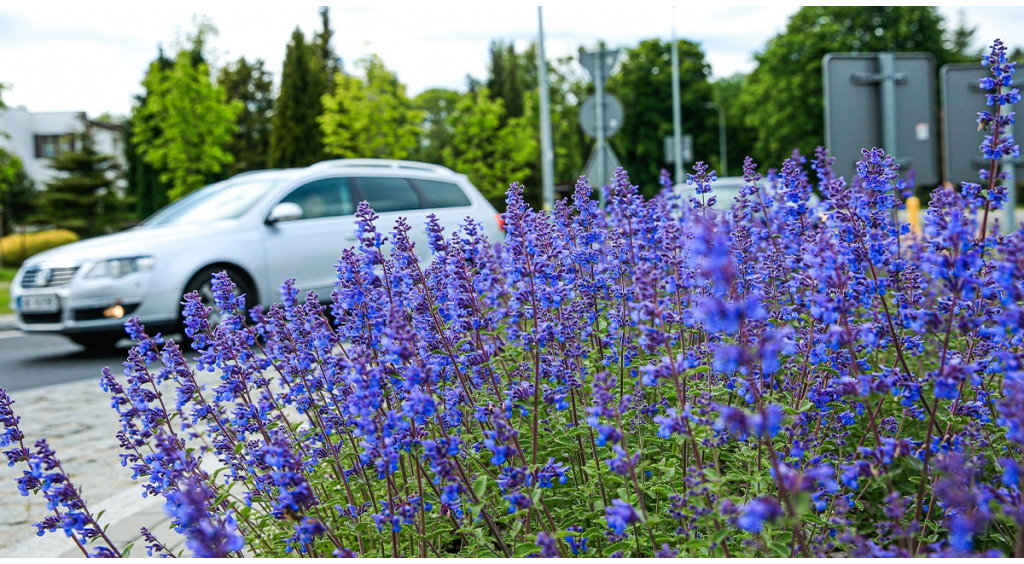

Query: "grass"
<box><xmin>0</xmin><ymin>267</ymin><xmax>15</xmax><ymax>315</ymax></box>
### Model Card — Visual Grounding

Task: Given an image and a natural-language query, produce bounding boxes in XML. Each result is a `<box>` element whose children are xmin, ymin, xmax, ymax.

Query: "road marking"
<box><xmin>0</xmin><ymin>330</ymin><xmax>26</xmax><ymax>340</ymax></box>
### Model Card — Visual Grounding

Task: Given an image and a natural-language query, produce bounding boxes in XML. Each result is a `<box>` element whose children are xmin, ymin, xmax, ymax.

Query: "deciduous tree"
<box><xmin>132</xmin><ymin>51</ymin><xmax>239</xmax><ymax>201</ymax></box>
<box><xmin>320</xmin><ymin>55</ymin><xmax>424</xmax><ymax>160</ymax></box>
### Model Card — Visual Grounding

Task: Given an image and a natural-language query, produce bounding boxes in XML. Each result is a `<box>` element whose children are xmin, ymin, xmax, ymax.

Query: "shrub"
<box><xmin>1</xmin><ymin>39</ymin><xmax>1022</xmax><ymax>558</ymax></box>
<box><xmin>0</xmin><ymin>229</ymin><xmax>79</xmax><ymax>268</ymax></box>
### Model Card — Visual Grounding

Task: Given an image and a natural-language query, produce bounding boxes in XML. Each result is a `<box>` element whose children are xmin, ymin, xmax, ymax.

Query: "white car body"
<box><xmin>9</xmin><ymin>159</ymin><xmax>503</xmax><ymax>343</ymax></box>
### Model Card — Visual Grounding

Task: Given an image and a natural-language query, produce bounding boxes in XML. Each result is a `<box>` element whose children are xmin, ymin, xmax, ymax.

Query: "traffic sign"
<box><xmin>583</xmin><ymin>144</ymin><xmax>621</xmax><ymax>187</ymax></box>
<box><xmin>579</xmin><ymin>94</ymin><xmax>624</xmax><ymax>138</ymax></box>
<box><xmin>823</xmin><ymin>53</ymin><xmax>939</xmax><ymax>186</ymax></box>
<box><xmin>664</xmin><ymin>135</ymin><xmax>692</xmax><ymax>164</ymax></box>
<box><xmin>580</xmin><ymin>50</ymin><xmax>620</xmax><ymax>87</ymax></box>
<box><xmin>942</xmin><ymin>64</ymin><xmax>994</xmax><ymax>186</ymax></box>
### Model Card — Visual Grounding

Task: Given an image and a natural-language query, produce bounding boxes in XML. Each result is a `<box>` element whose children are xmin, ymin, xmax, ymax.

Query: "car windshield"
<box><xmin>141</xmin><ymin>178</ymin><xmax>281</xmax><ymax>226</ymax></box>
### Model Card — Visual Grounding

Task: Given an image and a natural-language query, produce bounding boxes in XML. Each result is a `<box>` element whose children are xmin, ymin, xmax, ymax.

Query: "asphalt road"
<box><xmin>0</xmin><ymin>331</ymin><xmax>131</xmax><ymax>392</ymax></box>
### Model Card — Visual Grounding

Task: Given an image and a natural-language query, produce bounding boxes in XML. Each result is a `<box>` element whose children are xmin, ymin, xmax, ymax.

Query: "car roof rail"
<box><xmin>308</xmin><ymin>159</ymin><xmax>456</xmax><ymax>175</ymax></box>
<box><xmin>229</xmin><ymin>169</ymin><xmax>280</xmax><ymax>179</ymax></box>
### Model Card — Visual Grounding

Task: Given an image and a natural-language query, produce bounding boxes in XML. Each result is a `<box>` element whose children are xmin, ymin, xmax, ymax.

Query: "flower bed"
<box><xmin>1</xmin><ymin>39</ymin><xmax>1022</xmax><ymax>558</ymax></box>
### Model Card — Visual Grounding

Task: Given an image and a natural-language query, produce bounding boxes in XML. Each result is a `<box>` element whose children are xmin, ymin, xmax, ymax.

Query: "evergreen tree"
<box><xmin>737</xmin><ymin>6</ymin><xmax>967</xmax><ymax>167</ymax></box>
<box><xmin>132</xmin><ymin>50</ymin><xmax>240</xmax><ymax>200</ymax></box>
<box><xmin>320</xmin><ymin>54</ymin><xmax>424</xmax><ymax>160</ymax></box>
<box><xmin>269</xmin><ymin>28</ymin><xmax>326</xmax><ymax>168</ymax></box>
<box><xmin>218</xmin><ymin>57</ymin><xmax>274</xmax><ymax>175</ymax></box>
<box><xmin>39</xmin><ymin>129</ymin><xmax>124</xmax><ymax>238</ymax></box>
<box><xmin>606</xmin><ymin>39</ymin><xmax>716</xmax><ymax>195</ymax></box>
<box><xmin>314</xmin><ymin>7</ymin><xmax>342</xmax><ymax>93</ymax></box>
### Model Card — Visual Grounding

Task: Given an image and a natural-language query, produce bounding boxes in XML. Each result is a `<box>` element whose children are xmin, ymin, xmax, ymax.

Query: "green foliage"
<box><xmin>269</xmin><ymin>28</ymin><xmax>327</xmax><ymax>169</ymax></box>
<box><xmin>737</xmin><ymin>6</ymin><xmax>968</xmax><ymax>167</ymax></box>
<box><xmin>320</xmin><ymin>55</ymin><xmax>424</xmax><ymax>160</ymax></box>
<box><xmin>409</xmin><ymin>88</ymin><xmax>461</xmax><ymax>165</ymax></box>
<box><xmin>132</xmin><ymin>51</ymin><xmax>240</xmax><ymax>201</ymax></box>
<box><xmin>218</xmin><ymin>57</ymin><xmax>274</xmax><ymax>176</ymax></box>
<box><xmin>0</xmin><ymin>149</ymin><xmax>37</xmax><ymax>236</ymax></box>
<box><xmin>710</xmin><ymin>73</ymin><xmax>757</xmax><ymax>177</ymax></box>
<box><xmin>314</xmin><ymin>7</ymin><xmax>342</xmax><ymax>94</ymax></box>
<box><xmin>38</xmin><ymin>132</ymin><xmax>126</xmax><ymax>238</ymax></box>
<box><xmin>125</xmin><ymin>50</ymin><xmax>172</xmax><ymax>220</ymax></box>
<box><xmin>442</xmin><ymin>88</ymin><xmax>537</xmax><ymax>208</ymax></box>
<box><xmin>0</xmin><ymin>229</ymin><xmax>79</xmax><ymax>267</ymax></box>
<box><xmin>607</xmin><ymin>39</ymin><xmax>716</xmax><ymax>195</ymax></box>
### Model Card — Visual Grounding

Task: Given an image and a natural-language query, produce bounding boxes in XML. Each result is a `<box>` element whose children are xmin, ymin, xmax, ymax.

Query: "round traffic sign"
<box><xmin>579</xmin><ymin>94</ymin><xmax>624</xmax><ymax>138</ymax></box>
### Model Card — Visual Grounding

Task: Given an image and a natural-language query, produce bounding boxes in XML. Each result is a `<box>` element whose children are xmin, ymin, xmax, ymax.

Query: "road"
<box><xmin>0</xmin><ymin>331</ymin><xmax>130</xmax><ymax>392</ymax></box>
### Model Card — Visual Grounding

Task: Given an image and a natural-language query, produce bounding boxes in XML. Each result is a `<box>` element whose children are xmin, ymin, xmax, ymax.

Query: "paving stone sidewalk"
<box><xmin>0</xmin><ymin>371</ymin><xmax>213</xmax><ymax>557</ymax></box>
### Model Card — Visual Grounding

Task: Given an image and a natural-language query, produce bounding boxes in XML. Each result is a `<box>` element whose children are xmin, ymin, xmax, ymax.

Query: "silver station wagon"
<box><xmin>9</xmin><ymin>159</ymin><xmax>504</xmax><ymax>349</ymax></box>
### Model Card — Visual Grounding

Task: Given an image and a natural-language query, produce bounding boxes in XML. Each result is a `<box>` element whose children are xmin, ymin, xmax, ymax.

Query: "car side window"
<box><xmin>280</xmin><ymin>177</ymin><xmax>354</xmax><ymax>220</ymax></box>
<box><xmin>413</xmin><ymin>179</ymin><xmax>471</xmax><ymax>208</ymax></box>
<box><xmin>351</xmin><ymin>177</ymin><xmax>421</xmax><ymax>213</ymax></box>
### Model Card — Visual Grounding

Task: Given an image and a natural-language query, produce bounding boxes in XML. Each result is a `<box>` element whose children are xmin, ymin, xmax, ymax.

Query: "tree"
<box><xmin>443</xmin><ymin>87</ymin><xmax>537</xmax><ymax>208</ymax></box>
<box><xmin>710</xmin><ymin>73</ymin><xmax>757</xmax><ymax>177</ymax></box>
<box><xmin>132</xmin><ymin>51</ymin><xmax>239</xmax><ymax>201</ymax></box>
<box><xmin>487</xmin><ymin>40</ymin><xmax>529</xmax><ymax>123</ymax></box>
<box><xmin>125</xmin><ymin>49</ymin><xmax>173</xmax><ymax>220</ymax></box>
<box><xmin>38</xmin><ymin>130</ymin><xmax>124</xmax><ymax>238</ymax></box>
<box><xmin>0</xmin><ymin>150</ymin><xmax>36</xmax><ymax>237</ymax></box>
<box><xmin>314</xmin><ymin>7</ymin><xmax>342</xmax><ymax>93</ymax></box>
<box><xmin>410</xmin><ymin>88</ymin><xmax>461</xmax><ymax>165</ymax></box>
<box><xmin>606</xmin><ymin>39</ymin><xmax>716</xmax><ymax>195</ymax></box>
<box><xmin>737</xmin><ymin>6</ymin><xmax>967</xmax><ymax>167</ymax></box>
<box><xmin>269</xmin><ymin>28</ymin><xmax>326</xmax><ymax>168</ymax></box>
<box><xmin>218</xmin><ymin>57</ymin><xmax>274</xmax><ymax>175</ymax></box>
<box><xmin>320</xmin><ymin>55</ymin><xmax>424</xmax><ymax>160</ymax></box>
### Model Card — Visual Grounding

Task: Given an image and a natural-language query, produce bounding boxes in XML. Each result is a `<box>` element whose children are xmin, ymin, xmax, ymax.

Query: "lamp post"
<box><xmin>706</xmin><ymin>102</ymin><xmax>727</xmax><ymax>175</ymax></box>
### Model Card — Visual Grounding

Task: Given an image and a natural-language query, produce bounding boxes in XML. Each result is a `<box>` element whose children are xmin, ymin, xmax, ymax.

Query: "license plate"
<box><xmin>20</xmin><ymin>294</ymin><xmax>60</xmax><ymax>313</ymax></box>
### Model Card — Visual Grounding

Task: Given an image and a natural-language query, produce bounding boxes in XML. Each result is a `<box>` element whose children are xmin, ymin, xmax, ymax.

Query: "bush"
<box><xmin>0</xmin><ymin>229</ymin><xmax>79</xmax><ymax>268</ymax></box>
<box><xmin>0</xmin><ymin>39</ymin><xmax>1022</xmax><ymax>558</ymax></box>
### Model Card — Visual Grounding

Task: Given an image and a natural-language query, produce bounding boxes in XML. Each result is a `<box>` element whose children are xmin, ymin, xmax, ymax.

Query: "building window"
<box><xmin>34</xmin><ymin>134</ymin><xmax>76</xmax><ymax>159</ymax></box>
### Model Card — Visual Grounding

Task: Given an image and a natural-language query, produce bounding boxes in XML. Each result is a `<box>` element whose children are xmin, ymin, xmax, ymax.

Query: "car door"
<box><xmin>349</xmin><ymin>176</ymin><xmax>429</xmax><ymax>261</ymax></box>
<box><xmin>408</xmin><ymin>177</ymin><xmax>475</xmax><ymax>261</ymax></box>
<box><xmin>263</xmin><ymin>176</ymin><xmax>358</xmax><ymax>299</ymax></box>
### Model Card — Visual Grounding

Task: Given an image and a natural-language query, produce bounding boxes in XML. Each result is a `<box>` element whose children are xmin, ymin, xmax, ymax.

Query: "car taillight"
<box><xmin>495</xmin><ymin>213</ymin><xmax>506</xmax><ymax>233</ymax></box>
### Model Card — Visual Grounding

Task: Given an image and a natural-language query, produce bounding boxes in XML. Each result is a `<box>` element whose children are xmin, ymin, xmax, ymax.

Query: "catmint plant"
<box><xmin>2</xmin><ymin>38</ymin><xmax>1023</xmax><ymax>558</ymax></box>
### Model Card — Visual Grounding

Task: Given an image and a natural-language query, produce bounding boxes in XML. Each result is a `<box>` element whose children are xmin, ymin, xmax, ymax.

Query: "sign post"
<box><xmin>823</xmin><ymin>52</ymin><xmax>938</xmax><ymax>187</ymax></box>
<box><xmin>941</xmin><ymin>63</ymin><xmax>1018</xmax><ymax>230</ymax></box>
<box><xmin>580</xmin><ymin>49</ymin><xmax>620</xmax><ymax>206</ymax></box>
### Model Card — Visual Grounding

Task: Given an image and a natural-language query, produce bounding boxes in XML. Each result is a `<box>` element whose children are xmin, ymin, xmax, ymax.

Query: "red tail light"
<box><xmin>495</xmin><ymin>213</ymin><xmax>506</xmax><ymax>233</ymax></box>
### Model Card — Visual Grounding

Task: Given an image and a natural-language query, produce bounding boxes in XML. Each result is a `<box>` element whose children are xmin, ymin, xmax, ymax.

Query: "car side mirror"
<box><xmin>266</xmin><ymin>202</ymin><xmax>304</xmax><ymax>224</ymax></box>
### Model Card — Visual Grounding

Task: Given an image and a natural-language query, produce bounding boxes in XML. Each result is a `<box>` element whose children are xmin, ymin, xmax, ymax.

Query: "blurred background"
<box><xmin>0</xmin><ymin>5</ymin><xmax>1020</xmax><ymax>251</ymax></box>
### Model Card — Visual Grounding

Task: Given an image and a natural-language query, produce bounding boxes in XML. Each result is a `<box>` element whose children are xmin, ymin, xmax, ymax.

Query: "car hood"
<box><xmin>25</xmin><ymin>221</ymin><xmax>243</xmax><ymax>266</ymax></box>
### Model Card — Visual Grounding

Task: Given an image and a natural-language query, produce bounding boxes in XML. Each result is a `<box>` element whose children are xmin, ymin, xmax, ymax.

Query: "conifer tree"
<box><xmin>219</xmin><ymin>57</ymin><xmax>274</xmax><ymax>175</ymax></box>
<box><xmin>269</xmin><ymin>28</ymin><xmax>326</xmax><ymax>168</ymax></box>
<box><xmin>39</xmin><ymin>128</ymin><xmax>124</xmax><ymax>238</ymax></box>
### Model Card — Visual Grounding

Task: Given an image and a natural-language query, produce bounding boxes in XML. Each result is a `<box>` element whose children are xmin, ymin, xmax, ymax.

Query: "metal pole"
<box><xmin>707</xmin><ymin>102</ymin><xmax>727</xmax><ymax>175</ymax></box>
<box><xmin>1004</xmin><ymin>102</ymin><xmax>1017</xmax><ymax>231</ymax></box>
<box><xmin>671</xmin><ymin>8</ymin><xmax>683</xmax><ymax>183</ymax></box>
<box><xmin>537</xmin><ymin>7</ymin><xmax>555</xmax><ymax>210</ymax></box>
<box><xmin>596</xmin><ymin>53</ymin><xmax>606</xmax><ymax>207</ymax></box>
<box><xmin>879</xmin><ymin>52</ymin><xmax>898</xmax><ymax>159</ymax></box>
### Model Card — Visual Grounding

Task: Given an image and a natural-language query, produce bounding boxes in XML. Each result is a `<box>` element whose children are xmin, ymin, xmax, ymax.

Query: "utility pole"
<box><xmin>706</xmin><ymin>102</ymin><xmax>727</xmax><ymax>175</ymax></box>
<box><xmin>671</xmin><ymin>7</ymin><xmax>683</xmax><ymax>184</ymax></box>
<box><xmin>537</xmin><ymin>7</ymin><xmax>555</xmax><ymax>211</ymax></box>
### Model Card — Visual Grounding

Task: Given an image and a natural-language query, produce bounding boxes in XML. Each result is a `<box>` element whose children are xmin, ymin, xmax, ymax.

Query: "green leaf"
<box><xmin>473</xmin><ymin>475</ymin><xmax>488</xmax><ymax>500</ymax></box>
<box><xmin>712</xmin><ymin>528</ymin><xmax>730</xmax><ymax>543</ymax></box>
<box><xmin>121</xmin><ymin>543</ymin><xmax>134</xmax><ymax>558</ymax></box>
<box><xmin>768</xmin><ymin>541</ymin><xmax>791</xmax><ymax>556</ymax></box>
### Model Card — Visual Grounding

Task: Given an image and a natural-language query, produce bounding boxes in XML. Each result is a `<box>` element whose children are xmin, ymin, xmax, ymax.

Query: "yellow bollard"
<box><xmin>906</xmin><ymin>196</ymin><xmax>922</xmax><ymax>235</ymax></box>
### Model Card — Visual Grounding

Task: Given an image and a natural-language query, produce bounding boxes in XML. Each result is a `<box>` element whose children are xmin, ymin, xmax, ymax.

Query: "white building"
<box><xmin>0</xmin><ymin>106</ymin><xmax>125</xmax><ymax>187</ymax></box>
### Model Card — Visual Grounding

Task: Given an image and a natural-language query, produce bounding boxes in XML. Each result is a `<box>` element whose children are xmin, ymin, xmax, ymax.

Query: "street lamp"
<box><xmin>706</xmin><ymin>102</ymin><xmax>727</xmax><ymax>176</ymax></box>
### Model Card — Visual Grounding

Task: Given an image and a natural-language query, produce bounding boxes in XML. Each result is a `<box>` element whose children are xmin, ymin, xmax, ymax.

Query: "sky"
<box><xmin>0</xmin><ymin>4</ymin><xmax>1021</xmax><ymax>118</ymax></box>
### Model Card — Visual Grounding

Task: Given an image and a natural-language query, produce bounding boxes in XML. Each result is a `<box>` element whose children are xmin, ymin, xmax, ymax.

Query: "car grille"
<box><xmin>19</xmin><ymin>312</ymin><xmax>63</xmax><ymax>324</ymax></box>
<box><xmin>19</xmin><ymin>266</ymin><xmax>79</xmax><ymax>288</ymax></box>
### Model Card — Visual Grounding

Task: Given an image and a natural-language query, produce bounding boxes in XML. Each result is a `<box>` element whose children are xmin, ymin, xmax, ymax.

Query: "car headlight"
<box><xmin>84</xmin><ymin>257</ymin><xmax>156</xmax><ymax>279</ymax></box>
